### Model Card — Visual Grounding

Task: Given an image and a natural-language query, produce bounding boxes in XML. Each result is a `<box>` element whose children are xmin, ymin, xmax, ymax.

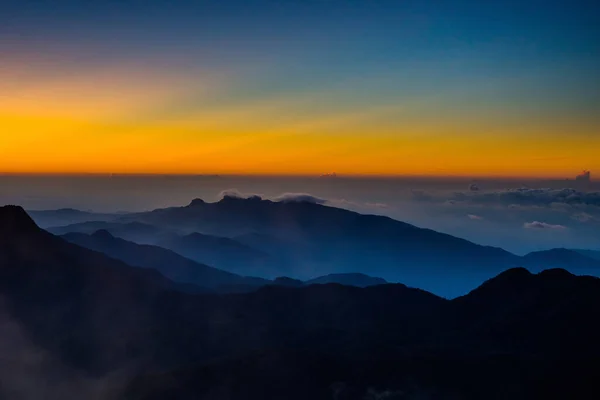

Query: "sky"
<box><xmin>1</xmin><ymin>0</ymin><xmax>599</xmax><ymax>177</ymax></box>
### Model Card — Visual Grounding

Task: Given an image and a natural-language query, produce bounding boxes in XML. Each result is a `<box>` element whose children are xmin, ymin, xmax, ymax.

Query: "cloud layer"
<box><xmin>453</xmin><ymin>188</ymin><xmax>600</xmax><ymax>208</ymax></box>
<box><xmin>523</xmin><ymin>221</ymin><xmax>567</xmax><ymax>230</ymax></box>
<box><xmin>273</xmin><ymin>193</ymin><xmax>327</xmax><ymax>204</ymax></box>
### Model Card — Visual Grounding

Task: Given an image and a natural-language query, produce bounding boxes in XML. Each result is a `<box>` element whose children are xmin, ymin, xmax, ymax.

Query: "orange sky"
<box><xmin>1</xmin><ymin>58</ymin><xmax>598</xmax><ymax>178</ymax></box>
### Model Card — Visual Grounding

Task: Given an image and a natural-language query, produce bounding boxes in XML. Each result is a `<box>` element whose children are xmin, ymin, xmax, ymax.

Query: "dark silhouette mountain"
<box><xmin>62</xmin><ymin>230</ymin><xmax>268</xmax><ymax>290</ymax></box>
<box><xmin>305</xmin><ymin>273</ymin><xmax>387</xmax><ymax>287</ymax></box>
<box><xmin>124</xmin><ymin>268</ymin><xmax>600</xmax><ymax>400</ymax></box>
<box><xmin>522</xmin><ymin>248</ymin><xmax>600</xmax><ymax>274</ymax></box>
<box><xmin>119</xmin><ymin>196</ymin><xmax>520</xmax><ymax>296</ymax></box>
<box><xmin>3</xmin><ymin>205</ymin><xmax>600</xmax><ymax>399</ymax></box>
<box><xmin>270</xmin><ymin>274</ymin><xmax>386</xmax><ymax>288</ymax></box>
<box><xmin>272</xmin><ymin>276</ymin><xmax>305</xmax><ymax>287</ymax></box>
<box><xmin>446</xmin><ymin>267</ymin><xmax>600</xmax><ymax>357</ymax></box>
<box><xmin>0</xmin><ymin>206</ymin><xmax>206</xmax><ymax>375</ymax></box>
<box><xmin>0</xmin><ymin>207</ymin><xmax>446</xmax><ymax>381</ymax></box>
<box><xmin>49</xmin><ymin>221</ymin><xmax>170</xmax><ymax>244</ymax></box>
<box><xmin>157</xmin><ymin>232</ymin><xmax>279</xmax><ymax>276</ymax></box>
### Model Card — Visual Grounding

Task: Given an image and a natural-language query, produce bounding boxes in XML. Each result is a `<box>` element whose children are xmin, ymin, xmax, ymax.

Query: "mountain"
<box><xmin>118</xmin><ymin>196</ymin><xmax>520</xmax><ymax>297</ymax></box>
<box><xmin>156</xmin><ymin>232</ymin><xmax>280</xmax><ymax>277</ymax></box>
<box><xmin>572</xmin><ymin>249</ymin><xmax>600</xmax><ymax>261</ymax></box>
<box><xmin>271</xmin><ymin>276</ymin><xmax>305</xmax><ymax>287</ymax></box>
<box><xmin>124</xmin><ymin>268</ymin><xmax>600</xmax><ymax>400</ymax></box>
<box><xmin>522</xmin><ymin>248</ymin><xmax>600</xmax><ymax>274</ymax></box>
<box><xmin>50</xmin><ymin>220</ymin><xmax>281</xmax><ymax>278</ymax></box>
<box><xmin>62</xmin><ymin>230</ymin><xmax>268</xmax><ymax>291</ymax></box>
<box><xmin>49</xmin><ymin>221</ymin><xmax>169</xmax><ymax>244</ymax></box>
<box><xmin>0</xmin><ymin>206</ymin><xmax>447</xmax><ymax>392</ymax></box>
<box><xmin>31</xmin><ymin>198</ymin><xmax>600</xmax><ymax>297</ymax></box>
<box><xmin>28</xmin><ymin>208</ymin><xmax>118</xmax><ymax>228</ymax></box>
<box><xmin>0</xmin><ymin>205</ymin><xmax>207</xmax><ymax>376</ymax></box>
<box><xmin>2</xmin><ymin>206</ymin><xmax>600</xmax><ymax>399</ymax></box>
<box><xmin>447</xmin><ymin>267</ymin><xmax>600</xmax><ymax>357</ymax></box>
<box><xmin>305</xmin><ymin>273</ymin><xmax>387</xmax><ymax>287</ymax></box>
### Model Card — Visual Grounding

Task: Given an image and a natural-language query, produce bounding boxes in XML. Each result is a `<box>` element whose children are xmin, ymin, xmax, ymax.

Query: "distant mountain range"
<box><xmin>156</xmin><ymin>232</ymin><xmax>279</xmax><ymax>277</ymax></box>
<box><xmin>49</xmin><ymin>220</ymin><xmax>168</xmax><ymax>244</ymax></box>
<box><xmin>32</xmin><ymin>196</ymin><xmax>600</xmax><ymax>297</ymax></box>
<box><xmin>61</xmin><ymin>229</ymin><xmax>388</xmax><ymax>292</ymax></box>
<box><xmin>572</xmin><ymin>249</ymin><xmax>600</xmax><ymax>261</ymax></box>
<box><xmin>522</xmin><ymin>248</ymin><xmax>600</xmax><ymax>274</ymax></box>
<box><xmin>62</xmin><ymin>230</ymin><xmax>269</xmax><ymax>291</ymax></box>
<box><xmin>29</xmin><ymin>208</ymin><xmax>118</xmax><ymax>227</ymax></box>
<box><xmin>3</xmin><ymin>204</ymin><xmax>600</xmax><ymax>399</ymax></box>
<box><xmin>305</xmin><ymin>273</ymin><xmax>387</xmax><ymax>287</ymax></box>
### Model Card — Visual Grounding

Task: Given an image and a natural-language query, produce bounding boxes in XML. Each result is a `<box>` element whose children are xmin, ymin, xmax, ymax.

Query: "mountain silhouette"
<box><xmin>157</xmin><ymin>232</ymin><xmax>279</xmax><ymax>276</ymax></box>
<box><xmin>49</xmin><ymin>221</ymin><xmax>169</xmax><ymax>244</ymax></box>
<box><xmin>0</xmin><ymin>206</ymin><xmax>207</xmax><ymax>374</ymax></box>
<box><xmin>124</xmin><ymin>268</ymin><xmax>600</xmax><ymax>400</ymax></box>
<box><xmin>305</xmin><ymin>273</ymin><xmax>387</xmax><ymax>287</ymax></box>
<box><xmin>118</xmin><ymin>197</ymin><xmax>520</xmax><ymax>296</ymax></box>
<box><xmin>522</xmin><ymin>248</ymin><xmax>600</xmax><ymax>274</ymax></box>
<box><xmin>572</xmin><ymin>248</ymin><xmax>600</xmax><ymax>261</ymax></box>
<box><xmin>28</xmin><ymin>208</ymin><xmax>118</xmax><ymax>228</ymax></box>
<box><xmin>2</xmin><ymin>205</ymin><xmax>600</xmax><ymax>399</ymax></box>
<box><xmin>62</xmin><ymin>230</ymin><xmax>268</xmax><ymax>291</ymax></box>
<box><xmin>28</xmin><ymin>199</ymin><xmax>600</xmax><ymax>297</ymax></box>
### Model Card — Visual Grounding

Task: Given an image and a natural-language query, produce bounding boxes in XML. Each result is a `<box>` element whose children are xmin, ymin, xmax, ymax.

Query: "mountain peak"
<box><xmin>537</xmin><ymin>268</ymin><xmax>574</xmax><ymax>280</ymax></box>
<box><xmin>494</xmin><ymin>267</ymin><xmax>533</xmax><ymax>281</ymax></box>
<box><xmin>187</xmin><ymin>198</ymin><xmax>206</xmax><ymax>207</ymax></box>
<box><xmin>219</xmin><ymin>194</ymin><xmax>264</xmax><ymax>203</ymax></box>
<box><xmin>0</xmin><ymin>205</ymin><xmax>40</xmax><ymax>237</ymax></box>
<box><xmin>467</xmin><ymin>267</ymin><xmax>533</xmax><ymax>297</ymax></box>
<box><xmin>91</xmin><ymin>229</ymin><xmax>115</xmax><ymax>241</ymax></box>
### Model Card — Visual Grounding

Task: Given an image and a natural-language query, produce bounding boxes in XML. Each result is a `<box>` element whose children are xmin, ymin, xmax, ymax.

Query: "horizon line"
<box><xmin>0</xmin><ymin>171</ymin><xmax>593</xmax><ymax>181</ymax></box>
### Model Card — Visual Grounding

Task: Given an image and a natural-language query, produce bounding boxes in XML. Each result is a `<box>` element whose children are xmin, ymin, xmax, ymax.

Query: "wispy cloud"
<box><xmin>523</xmin><ymin>221</ymin><xmax>567</xmax><ymax>230</ymax></box>
<box><xmin>415</xmin><ymin>188</ymin><xmax>600</xmax><ymax>208</ymax></box>
<box><xmin>467</xmin><ymin>214</ymin><xmax>483</xmax><ymax>220</ymax></box>
<box><xmin>218</xmin><ymin>189</ymin><xmax>262</xmax><ymax>200</ymax></box>
<box><xmin>273</xmin><ymin>193</ymin><xmax>327</xmax><ymax>204</ymax></box>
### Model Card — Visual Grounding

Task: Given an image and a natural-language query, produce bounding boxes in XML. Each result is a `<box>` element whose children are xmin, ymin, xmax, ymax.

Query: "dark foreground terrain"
<box><xmin>1</xmin><ymin>205</ymin><xmax>599</xmax><ymax>399</ymax></box>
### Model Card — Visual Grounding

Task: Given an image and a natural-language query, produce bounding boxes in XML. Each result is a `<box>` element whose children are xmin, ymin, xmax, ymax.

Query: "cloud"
<box><xmin>216</xmin><ymin>190</ymin><xmax>389</xmax><ymax>210</ymax></box>
<box><xmin>523</xmin><ymin>221</ymin><xmax>567</xmax><ymax>230</ymax></box>
<box><xmin>365</xmin><ymin>202</ymin><xmax>389</xmax><ymax>208</ymax></box>
<box><xmin>467</xmin><ymin>214</ymin><xmax>483</xmax><ymax>220</ymax></box>
<box><xmin>469</xmin><ymin>183</ymin><xmax>480</xmax><ymax>191</ymax></box>
<box><xmin>273</xmin><ymin>193</ymin><xmax>327</xmax><ymax>204</ymax></box>
<box><xmin>218</xmin><ymin>189</ymin><xmax>262</xmax><ymax>200</ymax></box>
<box><xmin>416</xmin><ymin>188</ymin><xmax>600</xmax><ymax>208</ymax></box>
<box><xmin>572</xmin><ymin>212</ymin><xmax>599</xmax><ymax>223</ymax></box>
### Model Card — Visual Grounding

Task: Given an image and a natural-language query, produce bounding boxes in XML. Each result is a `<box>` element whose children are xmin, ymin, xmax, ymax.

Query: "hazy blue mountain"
<box><xmin>29</xmin><ymin>198</ymin><xmax>600</xmax><ymax>297</ymax></box>
<box><xmin>62</xmin><ymin>230</ymin><xmax>268</xmax><ymax>290</ymax></box>
<box><xmin>119</xmin><ymin>196</ymin><xmax>520</xmax><ymax>296</ymax></box>
<box><xmin>50</xmin><ymin>220</ymin><xmax>172</xmax><ymax>244</ymax></box>
<box><xmin>157</xmin><ymin>232</ymin><xmax>279</xmax><ymax>276</ymax></box>
<box><xmin>28</xmin><ymin>208</ymin><xmax>119</xmax><ymax>228</ymax></box>
<box><xmin>572</xmin><ymin>249</ymin><xmax>600</xmax><ymax>261</ymax></box>
<box><xmin>522</xmin><ymin>248</ymin><xmax>600</xmax><ymax>274</ymax></box>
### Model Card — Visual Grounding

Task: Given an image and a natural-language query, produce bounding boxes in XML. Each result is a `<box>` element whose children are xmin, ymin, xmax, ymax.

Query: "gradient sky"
<box><xmin>1</xmin><ymin>0</ymin><xmax>599</xmax><ymax>177</ymax></box>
